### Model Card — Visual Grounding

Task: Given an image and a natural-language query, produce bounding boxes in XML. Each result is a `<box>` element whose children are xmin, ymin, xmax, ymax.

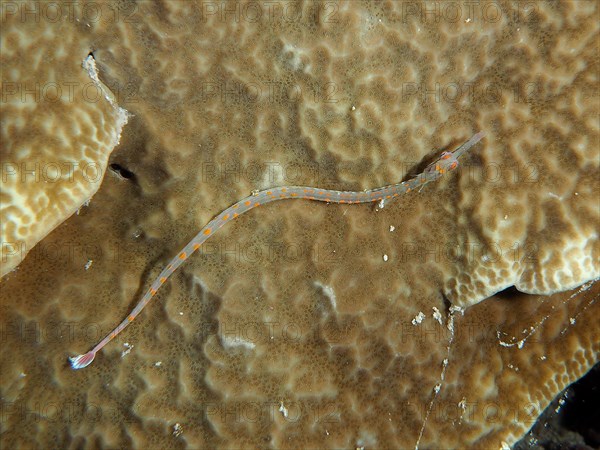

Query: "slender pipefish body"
<box><xmin>69</xmin><ymin>131</ymin><xmax>485</xmax><ymax>369</ymax></box>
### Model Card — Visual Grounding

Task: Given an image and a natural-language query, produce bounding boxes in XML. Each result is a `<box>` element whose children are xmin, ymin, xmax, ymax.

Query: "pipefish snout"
<box><xmin>69</xmin><ymin>131</ymin><xmax>485</xmax><ymax>369</ymax></box>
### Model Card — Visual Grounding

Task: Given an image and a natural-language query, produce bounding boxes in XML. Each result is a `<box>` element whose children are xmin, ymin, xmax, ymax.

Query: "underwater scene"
<box><xmin>1</xmin><ymin>1</ymin><xmax>598</xmax><ymax>448</ymax></box>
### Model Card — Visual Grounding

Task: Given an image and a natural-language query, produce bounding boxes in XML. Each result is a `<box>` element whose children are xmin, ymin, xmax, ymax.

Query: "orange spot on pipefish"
<box><xmin>193</xmin><ymin>243</ymin><xmax>201</xmax><ymax>250</ymax></box>
<box><xmin>244</xmin><ymin>200</ymin><xmax>251</xmax><ymax>206</ymax></box>
<box><xmin>204</xmin><ymin>229</ymin><xmax>212</xmax><ymax>235</ymax></box>
<box><xmin>179</xmin><ymin>252</ymin><xmax>186</xmax><ymax>260</ymax></box>
<box><xmin>160</xmin><ymin>277</ymin><xmax>167</xmax><ymax>283</ymax></box>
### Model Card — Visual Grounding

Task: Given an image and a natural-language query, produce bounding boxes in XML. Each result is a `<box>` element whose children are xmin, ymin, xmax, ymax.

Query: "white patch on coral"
<box><xmin>449</xmin><ymin>305</ymin><xmax>464</xmax><ymax>315</ymax></box>
<box><xmin>121</xmin><ymin>342</ymin><xmax>133</xmax><ymax>358</ymax></box>
<box><xmin>314</xmin><ymin>281</ymin><xmax>337</xmax><ymax>311</ymax></box>
<box><xmin>221</xmin><ymin>334</ymin><xmax>256</xmax><ymax>350</ymax></box>
<box><xmin>412</xmin><ymin>311</ymin><xmax>426</xmax><ymax>325</ymax></box>
<box><xmin>172</xmin><ymin>423</ymin><xmax>183</xmax><ymax>437</ymax></box>
<box><xmin>432</xmin><ymin>307</ymin><xmax>443</xmax><ymax>325</ymax></box>
<box><xmin>457</xmin><ymin>397</ymin><xmax>467</xmax><ymax>424</ymax></box>
<box><xmin>279</xmin><ymin>402</ymin><xmax>288</xmax><ymax>418</ymax></box>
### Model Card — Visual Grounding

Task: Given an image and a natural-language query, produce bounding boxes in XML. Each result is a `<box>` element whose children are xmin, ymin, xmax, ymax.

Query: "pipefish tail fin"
<box><xmin>69</xmin><ymin>351</ymin><xmax>96</xmax><ymax>369</ymax></box>
<box><xmin>452</xmin><ymin>131</ymin><xmax>485</xmax><ymax>160</ymax></box>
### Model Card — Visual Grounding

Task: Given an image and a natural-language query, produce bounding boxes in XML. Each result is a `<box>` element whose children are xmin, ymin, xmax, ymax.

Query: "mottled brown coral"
<box><xmin>0</xmin><ymin>1</ymin><xmax>598</xmax><ymax>449</ymax></box>
<box><xmin>0</xmin><ymin>12</ymin><xmax>128</xmax><ymax>277</ymax></box>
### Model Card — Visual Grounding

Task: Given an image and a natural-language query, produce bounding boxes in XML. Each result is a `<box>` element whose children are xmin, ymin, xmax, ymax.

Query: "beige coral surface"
<box><xmin>1</xmin><ymin>1</ymin><xmax>598</xmax><ymax>449</ymax></box>
<box><xmin>0</xmin><ymin>15</ymin><xmax>129</xmax><ymax>277</ymax></box>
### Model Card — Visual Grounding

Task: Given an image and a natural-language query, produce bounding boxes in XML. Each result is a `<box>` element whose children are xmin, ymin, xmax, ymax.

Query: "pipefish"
<box><xmin>69</xmin><ymin>131</ymin><xmax>485</xmax><ymax>369</ymax></box>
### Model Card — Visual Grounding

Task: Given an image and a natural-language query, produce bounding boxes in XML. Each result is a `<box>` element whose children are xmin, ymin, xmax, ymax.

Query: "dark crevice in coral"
<box><xmin>514</xmin><ymin>362</ymin><xmax>600</xmax><ymax>449</ymax></box>
<box><xmin>109</xmin><ymin>163</ymin><xmax>136</xmax><ymax>180</ymax></box>
<box><xmin>442</xmin><ymin>293</ymin><xmax>452</xmax><ymax>316</ymax></box>
<box><xmin>495</xmin><ymin>286</ymin><xmax>525</xmax><ymax>300</ymax></box>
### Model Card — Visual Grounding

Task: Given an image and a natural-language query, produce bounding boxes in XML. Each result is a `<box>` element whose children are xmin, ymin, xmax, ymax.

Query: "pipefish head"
<box><xmin>427</xmin><ymin>131</ymin><xmax>485</xmax><ymax>177</ymax></box>
<box><xmin>435</xmin><ymin>151</ymin><xmax>460</xmax><ymax>174</ymax></box>
<box><xmin>424</xmin><ymin>151</ymin><xmax>459</xmax><ymax>179</ymax></box>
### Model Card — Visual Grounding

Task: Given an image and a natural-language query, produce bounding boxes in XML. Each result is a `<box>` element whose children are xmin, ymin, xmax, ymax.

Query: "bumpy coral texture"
<box><xmin>0</xmin><ymin>15</ymin><xmax>128</xmax><ymax>277</ymax></box>
<box><xmin>0</xmin><ymin>1</ymin><xmax>598</xmax><ymax>449</ymax></box>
